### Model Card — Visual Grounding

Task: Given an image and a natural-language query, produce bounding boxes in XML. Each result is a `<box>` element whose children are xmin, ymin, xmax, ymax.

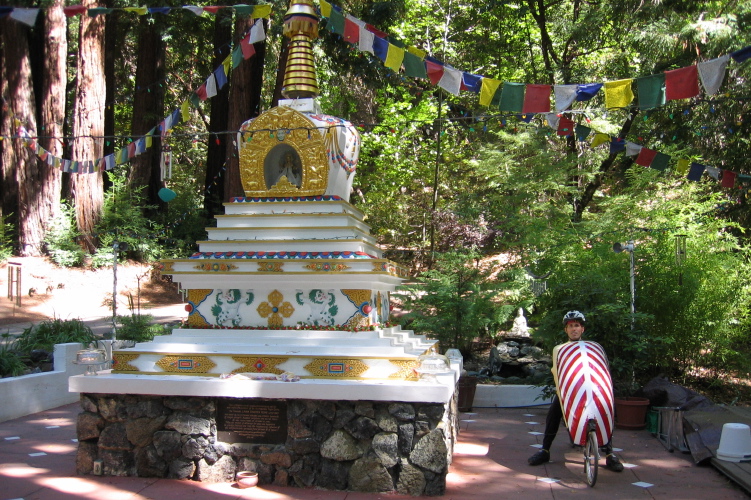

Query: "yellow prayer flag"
<box><xmin>591</xmin><ymin>133</ymin><xmax>610</xmax><ymax>148</ymax></box>
<box><xmin>123</xmin><ymin>7</ymin><xmax>148</xmax><ymax>15</ymax></box>
<box><xmin>676</xmin><ymin>159</ymin><xmax>690</xmax><ymax>174</ymax></box>
<box><xmin>181</xmin><ymin>100</ymin><xmax>191</xmax><ymax>123</ymax></box>
<box><xmin>223</xmin><ymin>55</ymin><xmax>232</xmax><ymax>76</ymax></box>
<box><xmin>145</xmin><ymin>135</ymin><xmax>152</xmax><ymax>149</ymax></box>
<box><xmin>479</xmin><ymin>78</ymin><xmax>501</xmax><ymax>106</ymax></box>
<box><xmin>407</xmin><ymin>46</ymin><xmax>426</xmax><ymax>59</ymax></box>
<box><xmin>604</xmin><ymin>79</ymin><xmax>634</xmax><ymax>109</ymax></box>
<box><xmin>114</xmin><ymin>149</ymin><xmax>124</xmax><ymax>165</ymax></box>
<box><xmin>385</xmin><ymin>44</ymin><xmax>404</xmax><ymax>72</ymax></box>
<box><xmin>253</xmin><ymin>4</ymin><xmax>272</xmax><ymax>18</ymax></box>
<box><xmin>319</xmin><ymin>0</ymin><xmax>331</xmax><ymax>18</ymax></box>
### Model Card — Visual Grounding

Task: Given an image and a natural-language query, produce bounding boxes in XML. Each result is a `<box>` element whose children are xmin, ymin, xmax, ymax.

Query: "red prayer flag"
<box><xmin>63</xmin><ymin>5</ymin><xmax>87</xmax><ymax>17</ymax></box>
<box><xmin>365</xmin><ymin>24</ymin><xmax>388</xmax><ymax>39</ymax></box>
<box><xmin>557</xmin><ymin>116</ymin><xmax>575</xmax><ymax>136</ymax></box>
<box><xmin>196</xmin><ymin>83</ymin><xmax>208</xmax><ymax>101</ymax></box>
<box><xmin>665</xmin><ymin>65</ymin><xmax>700</xmax><ymax>101</ymax></box>
<box><xmin>425</xmin><ymin>60</ymin><xmax>444</xmax><ymax>86</ymax></box>
<box><xmin>240</xmin><ymin>34</ymin><xmax>255</xmax><ymax>59</ymax></box>
<box><xmin>721</xmin><ymin>170</ymin><xmax>737</xmax><ymax>188</ymax></box>
<box><xmin>344</xmin><ymin>18</ymin><xmax>359</xmax><ymax>43</ymax></box>
<box><xmin>522</xmin><ymin>84</ymin><xmax>551</xmax><ymax>113</ymax></box>
<box><xmin>203</xmin><ymin>6</ymin><xmax>223</xmax><ymax>14</ymax></box>
<box><xmin>635</xmin><ymin>147</ymin><xmax>658</xmax><ymax>167</ymax></box>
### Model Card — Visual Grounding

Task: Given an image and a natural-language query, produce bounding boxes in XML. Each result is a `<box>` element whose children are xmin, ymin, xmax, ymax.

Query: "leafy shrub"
<box><xmin>43</xmin><ymin>202</ymin><xmax>85</xmax><ymax>267</ymax></box>
<box><xmin>0</xmin><ymin>214</ymin><xmax>14</xmax><ymax>263</ymax></box>
<box><xmin>116</xmin><ymin>314</ymin><xmax>168</xmax><ymax>343</ymax></box>
<box><xmin>0</xmin><ymin>335</ymin><xmax>25</xmax><ymax>378</ymax></box>
<box><xmin>15</xmin><ymin>318</ymin><xmax>97</xmax><ymax>353</ymax></box>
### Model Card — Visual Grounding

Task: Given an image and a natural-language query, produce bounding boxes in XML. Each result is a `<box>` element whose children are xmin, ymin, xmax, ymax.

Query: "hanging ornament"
<box><xmin>158</xmin><ymin>187</ymin><xmax>177</xmax><ymax>203</ymax></box>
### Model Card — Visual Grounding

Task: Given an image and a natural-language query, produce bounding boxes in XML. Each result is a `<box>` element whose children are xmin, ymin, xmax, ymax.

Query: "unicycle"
<box><xmin>583</xmin><ymin>419</ymin><xmax>599</xmax><ymax>487</ymax></box>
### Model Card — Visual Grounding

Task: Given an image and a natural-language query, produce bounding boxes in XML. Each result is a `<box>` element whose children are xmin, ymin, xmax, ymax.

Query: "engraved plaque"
<box><xmin>216</xmin><ymin>399</ymin><xmax>288</xmax><ymax>444</ymax></box>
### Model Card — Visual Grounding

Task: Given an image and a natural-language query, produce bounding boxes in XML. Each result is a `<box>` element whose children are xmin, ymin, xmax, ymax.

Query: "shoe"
<box><xmin>528</xmin><ymin>449</ymin><xmax>550</xmax><ymax>465</ymax></box>
<box><xmin>605</xmin><ymin>453</ymin><xmax>624</xmax><ymax>472</ymax></box>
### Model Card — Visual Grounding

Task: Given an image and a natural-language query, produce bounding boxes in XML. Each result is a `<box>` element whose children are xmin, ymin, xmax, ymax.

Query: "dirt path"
<box><xmin>0</xmin><ymin>257</ymin><xmax>182</xmax><ymax>327</ymax></box>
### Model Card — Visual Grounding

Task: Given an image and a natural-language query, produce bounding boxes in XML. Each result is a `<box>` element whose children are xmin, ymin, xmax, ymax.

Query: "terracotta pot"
<box><xmin>614</xmin><ymin>397</ymin><xmax>650</xmax><ymax>430</ymax></box>
<box><xmin>236</xmin><ymin>470</ymin><xmax>258</xmax><ymax>488</ymax></box>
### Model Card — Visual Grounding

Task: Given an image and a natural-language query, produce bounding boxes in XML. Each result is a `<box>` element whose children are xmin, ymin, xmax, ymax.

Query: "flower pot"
<box><xmin>615</xmin><ymin>397</ymin><xmax>650</xmax><ymax>430</ymax></box>
<box><xmin>236</xmin><ymin>470</ymin><xmax>258</xmax><ymax>488</ymax></box>
<box><xmin>457</xmin><ymin>376</ymin><xmax>479</xmax><ymax>412</ymax></box>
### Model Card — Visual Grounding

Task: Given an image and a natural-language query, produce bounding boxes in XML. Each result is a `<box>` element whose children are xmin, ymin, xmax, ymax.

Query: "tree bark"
<box><xmin>68</xmin><ymin>0</ymin><xmax>105</xmax><ymax>253</ymax></box>
<box><xmin>128</xmin><ymin>14</ymin><xmax>166</xmax><ymax>208</ymax></box>
<box><xmin>203</xmin><ymin>9</ymin><xmax>233</xmax><ymax>215</ymax></box>
<box><xmin>225</xmin><ymin>16</ymin><xmax>267</xmax><ymax>201</ymax></box>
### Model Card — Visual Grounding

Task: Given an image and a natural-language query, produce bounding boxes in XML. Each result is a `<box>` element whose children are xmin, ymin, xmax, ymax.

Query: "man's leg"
<box><xmin>602</xmin><ymin>440</ymin><xmax>624</xmax><ymax>472</ymax></box>
<box><xmin>528</xmin><ymin>396</ymin><xmax>563</xmax><ymax>465</ymax></box>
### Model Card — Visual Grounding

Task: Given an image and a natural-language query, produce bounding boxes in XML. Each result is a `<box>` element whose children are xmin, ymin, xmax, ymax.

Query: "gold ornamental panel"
<box><xmin>239</xmin><ymin>106</ymin><xmax>328</xmax><ymax>197</ymax></box>
<box><xmin>112</xmin><ymin>353</ymin><xmax>140</xmax><ymax>372</ymax></box>
<box><xmin>388</xmin><ymin>360</ymin><xmax>420</xmax><ymax>380</ymax></box>
<box><xmin>156</xmin><ymin>355</ymin><xmax>216</xmax><ymax>374</ymax></box>
<box><xmin>258</xmin><ymin>262</ymin><xmax>284</xmax><ymax>272</ymax></box>
<box><xmin>304</xmin><ymin>358</ymin><xmax>369</xmax><ymax>378</ymax></box>
<box><xmin>231</xmin><ymin>356</ymin><xmax>288</xmax><ymax>374</ymax></box>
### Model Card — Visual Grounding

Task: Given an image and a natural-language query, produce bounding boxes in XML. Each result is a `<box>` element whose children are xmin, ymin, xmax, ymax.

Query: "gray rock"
<box><xmin>125</xmin><ymin>397</ymin><xmax>166</xmax><ymax>419</ymax></box>
<box><xmin>164</xmin><ymin>396</ymin><xmax>209</xmax><ymax>412</ymax></box>
<box><xmin>153</xmin><ymin>430</ymin><xmax>183</xmax><ymax>461</ymax></box>
<box><xmin>135</xmin><ymin>444</ymin><xmax>167</xmax><ymax>477</ymax></box>
<box><xmin>98</xmin><ymin>396</ymin><xmax>127</xmax><ymax>422</ymax></box>
<box><xmin>333</xmin><ymin>407</ymin><xmax>356</xmax><ymax>429</ymax></box>
<box><xmin>414</xmin><ymin>420</ymin><xmax>431</xmax><ymax>440</ymax></box>
<box><xmin>317</xmin><ymin>458</ymin><xmax>350</xmax><ymax>490</ymax></box>
<box><xmin>354</xmin><ymin>402</ymin><xmax>375</xmax><ymax>418</ymax></box>
<box><xmin>348</xmin><ymin>455</ymin><xmax>394</xmax><ymax>492</ymax></box>
<box><xmin>195</xmin><ymin>455</ymin><xmax>235</xmax><ymax>483</ymax></box>
<box><xmin>372</xmin><ymin>432</ymin><xmax>399</xmax><ymax>468</ymax></box>
<box><xmin>398</xmin><ymin>423</ymin><xmax>414</xmax><ymax>454</ymax></box>
<box><xmin>289</xmin><ymin>454</ymin><xmax>319</xmax><ymax>487</ymax></box>
<box><xmin>76</xmin><ymin>440</ymin><xmax>98</xmax><ymax>474</ymax></box>
<box><xmin>375</xmin><ymin>407</ymin><xmax>398</xmax><ymax>432</ymax></box>
<box><xmin>77</xmin><ymin>411</ymin><xmax>104</xmax><ymax>441</ymax></box>
<box><xmin>287</xmin><ymin>437</ymin><xmax>320</xmax><ymax>454</ymax></box>
<box><xmin>508</xmin><ymin>346</ymin><xmax>520</xmax><ymax>357</ymax></box>
<box><xmin>410</xmin><ymin>428</ymin><xmax>448</xmax><ymax>473</ymax></box>
<box><xmin>396</xmin><ymin>460</ymin><xmax>427</xmax><ymax>496</ymax></box>
<box><xmin>125</xmin><ymin>416</ymin><xmax>167</xmax><ymax>447</ymax></box>
<box><xmin>230</xmin><ymin>443</ymin><xmax>265</xmax><ymax>458</ymax></box>
<box><xmin>320</xmin><ymin>429</ymin><xmax>363</xmax><ymax>461</ymax></box>
<box><xmin>388</xmin><ymin>403</ymin><xmax>415</xmax><ymax>421</ymax></box>
<box><xmin>182</xmin><ymin>436</ymin><xmax>209</xmax><ymax>460</ymax></box>
<box><xmin>274</xmin><ymin>468</ymin><xmax>290</xmax><ymax>486</ymax></box>
<box><xmin>98</xmin><ymin>422</ymin><xmax>132</xmax><ymax>451</ymax></box>
<box><xmin>165</xmin><ymin>412</ymin><xmax>211</xmax><ymax>436</ymax></box>
<box><xmin>100</xmin><ymin>448</ymin><xmax>133</xmax><ymax>476</ymax></box>
<box><xmin>287</xmin><ymin>417</ymin><xmax>314</xmax><ymax>439</ymax></box>
<box><xmin>80</xmin><ymin>395</ymin><xmax>98</xmax><ymax>413</ymax></box>
<box><xmin>417</xmin><ymin>404</ymin><xmax>444</xmax><ymax>422</ymax></box>
<box><xmin>345</xmin><ymin>416</ymin><xmax>380</xmax><ymax>440</ymax></box>
<box><xmin>168</xmin><ymin>457</ymin><xmax>196</xmax><ymax>479</ymax></box>
<box><xmin>317</xmin><ymin>401</ymin><xmax>337</xmax><ymax>420</ymax></box>
<box><xmin>260</xmin><ymin>449</ymin><xmax>293</xmax><ymax>468</ymax></box>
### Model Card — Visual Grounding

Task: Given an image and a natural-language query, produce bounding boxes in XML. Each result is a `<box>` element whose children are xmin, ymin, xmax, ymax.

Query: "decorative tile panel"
<box><xmin>304</xmin><ymin>358</ymin><xmax>369</xmax><ymax>378</ymax></box>
<box><xmin>231</xmin><ymin>356</ymin><xmax>288</xmax><ymax>374</ymax></box>
<box><xmin>194</xmin><ymin>262</ymin><xmax>238</xmax><ymax>272</ymax></box>
<box><xmin>112</xmin><ymin>353</ymin><xmax>140</xmax><ymax>372</ymax></box>
<box><xmin>304</xmin><ymin>262</ymin><xmax>351</xmax><ymax>272</ymax></box>
<box><xmin>156</xmin><ymin>356</ymin><xmax>216</xmax><ymax>374</ymax></box>
<box><xmin>388</xmin><ymin>360</ymin><xmax>420</xmax><ymax>381</ymax></box>
<box><xmin>257</xmin><ymin>262</ymin><xmax>284</xmax><ymax>272</ymax></box>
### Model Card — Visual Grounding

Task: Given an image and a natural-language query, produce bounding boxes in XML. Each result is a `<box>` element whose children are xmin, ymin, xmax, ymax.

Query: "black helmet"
<box><xmin>562</xmin><ymin>310</ymin><xmax>586</xmax><ymax>325</ymax></box>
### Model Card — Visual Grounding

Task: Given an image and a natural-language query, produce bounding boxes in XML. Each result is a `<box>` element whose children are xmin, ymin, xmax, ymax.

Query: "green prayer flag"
<box><xmin>637</xmin><ymin>74</ymin><xmax>665</xmax><ymax>110</ymax></box>
<box><xmin>575</xmin><ymin>124</ymin><xmax>592</xmax><ymax>141</ymax></box>
<box><xmin>190</xmin><ymin>93</ymin><xmax>200</xmax><ymax>107</ymax></box>
<box><xmin>232</xmin><ymin>46</ymin><xmax>243</xmax><ymax>68</ymax></box>
<box><xmin>88</xmin><ymin>8</ymin><xmax>113</xmax><ymax>16</ymax></box>
<box><xmin>387</xmin><ymin>36</ymin><xmax>405</xmax><ymax>49</ymax></box>
<box><xmin>499</xmin><ymin>82</ymin><xmax>525</xmax><ymax>112</ymax></box>
<box><xmin>650</xmin><ymin>152</ymin><xmax>670</xmax><ymax>172</ymax></box>
<box><xmin>403</xmin><ymin>51</ymin><xmax>427</xmax><ymax>79</ymax></box>
<box><xmin>328</xmin><ymin>8</ymin><xmax>345</xmax><ymax>35</ymax></box>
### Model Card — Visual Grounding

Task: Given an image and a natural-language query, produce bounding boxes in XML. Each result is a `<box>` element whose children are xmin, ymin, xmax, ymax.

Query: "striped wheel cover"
<box><xmin>556</xmin><ymin>341</ymin><xmax>614</xmax><ymax>447</ymax></box>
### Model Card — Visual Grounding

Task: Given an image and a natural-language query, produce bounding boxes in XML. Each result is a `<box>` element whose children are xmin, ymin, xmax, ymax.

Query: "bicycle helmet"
<box><xmin>562</xmin><ymin>310</ymin><xmax>586</xmax><ymax>325</ymax></box>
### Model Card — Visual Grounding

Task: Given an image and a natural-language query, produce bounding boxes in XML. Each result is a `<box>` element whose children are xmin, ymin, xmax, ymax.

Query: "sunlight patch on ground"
<box><xmin>0</xmin><ymin>464</ymin><xmax>49</xmax><ymax>477</ymax></box>
<box><xmin>454</xmin><ymin>441</ymin><xmax>489</xmax><ymax>456</ymax></box>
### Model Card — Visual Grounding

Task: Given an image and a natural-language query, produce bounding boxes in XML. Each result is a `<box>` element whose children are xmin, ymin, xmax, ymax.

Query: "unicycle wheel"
<box><xmin>584</xmin><ymin>429</ymin><xmax>598</xmax><ymax>487</ymax></box>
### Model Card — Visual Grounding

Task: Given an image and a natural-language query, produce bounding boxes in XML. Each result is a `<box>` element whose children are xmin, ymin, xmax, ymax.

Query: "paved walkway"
<box><xmin>1</xmin><ymin>403</ymin><xmax>747</xmax><ymax>500</ymax></box>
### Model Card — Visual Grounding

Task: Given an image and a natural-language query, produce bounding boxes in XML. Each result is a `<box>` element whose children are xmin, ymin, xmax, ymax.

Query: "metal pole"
<box><xmin>629</xmin><ymin>242</ymin><xmax>635</xmax><ymax>329</ymax></box>
<box><xmin>112</xmin><ymin>245</ymin><xmax>118</xmax><ymax>340</ymax></box>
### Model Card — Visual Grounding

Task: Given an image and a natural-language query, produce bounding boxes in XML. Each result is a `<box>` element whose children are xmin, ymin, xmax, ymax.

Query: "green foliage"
<box><xmin>116</xmin><ymin>313</ymin><xmax>168</xmax><ymax>343</ymax></box>
<box><xmin>0</xmin><ymin>334</ymin><xmax>26</xmax><ymax>378</ymax></box>
<box><xmin>0</xmin><ymin>214</ymin><xmax>13</xmax><ymax>263</ymax></box>
<box><xmin>400</xmin><ymin>248</ymin><xmax>503</xmax><ymax>356</ymax></box>
<box><xmin>43</xmin><ymin>202</ymin><xmax>85</xmax><ymax>267</ymax></box>
<box><xmin>96</xmin><ymin>174</ymin><xmax>164</xmax><ymax>262</ymax></box>
<box><xmin>14</xmin><ymin>318</ymin><xmax>97</xmax><ymax>353</ymax></box>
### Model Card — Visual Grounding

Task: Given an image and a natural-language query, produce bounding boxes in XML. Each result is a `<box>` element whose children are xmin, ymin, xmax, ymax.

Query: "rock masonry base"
<box><xmin>76</xmin><ymin>392</ymin><xmax>458</xmax><ymax>496</ymax></box>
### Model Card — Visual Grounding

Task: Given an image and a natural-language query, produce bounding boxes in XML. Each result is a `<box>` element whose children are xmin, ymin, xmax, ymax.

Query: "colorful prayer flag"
<box><xmin>522</xmin><ymin>84</ymin><xmax>551</xmax><ymax>113</ymax></box>
<box><xmin>604</xmin><ymin>79</ymin><xmax>634</xmax><ymax>109</ymax></box>
<box><xmin>665</xmin><ymin>65</ymin><xmax>700</xmax><ymax>100</ymax></box>
<box><xmin>498</xmin><ymin>82</ymin><xmax>524</xmax><ymax>112</ymax></box>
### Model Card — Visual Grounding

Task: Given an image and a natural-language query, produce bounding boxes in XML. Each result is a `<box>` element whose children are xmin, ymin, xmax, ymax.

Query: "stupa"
<box><xmin>70</xmin><ymin>1</ymin><xmax>459</xmax><ymax>494</ymax></box>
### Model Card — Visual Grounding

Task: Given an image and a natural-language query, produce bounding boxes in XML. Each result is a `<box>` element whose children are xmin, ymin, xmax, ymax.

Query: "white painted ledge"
<box><xmin>472</xmin><ymin>384</ymin><xmax>553</xmax><ymax>408</ymax></box>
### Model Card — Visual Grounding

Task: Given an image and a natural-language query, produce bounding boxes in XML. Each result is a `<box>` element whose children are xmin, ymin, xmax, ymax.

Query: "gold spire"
<box><xmin>282</xmin><ymin>0</ymin><xmax>319</xmax><ymax>99</ymax></box>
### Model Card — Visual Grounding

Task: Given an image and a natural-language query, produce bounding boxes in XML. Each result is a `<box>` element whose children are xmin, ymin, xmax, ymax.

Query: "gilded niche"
<box><xmin>239</xmin><ymin>106</ymin><xmax>328</xmax><ymax>197</ymax></box>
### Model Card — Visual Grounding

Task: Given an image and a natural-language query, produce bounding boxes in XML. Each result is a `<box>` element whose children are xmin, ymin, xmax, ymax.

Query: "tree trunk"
<box><xmin>27</xmin><ymin>2</ymin><xmax>67</xmax><ymax>255</ymax></box>
<box><xmin>204</xmin><ymin>9</ymin><xmax>232</xmax><ymax>215</ymax></box>
<box><xmin>1</xmin><ymin>17</ymin><xmax>42</xmax><ymax>255</ymax></box>
<box><xmin>0</xmin><ymin>18</ymin><xmax>20</xmax><ymax>239</ymax></box>
<box><xmin>225</xmin><ymin>16</ymin><xmax>267</xmax><ymax>201</ymax></box>
<box><xmin>128</xmin><ymin>15</ymin><xmax>165</xmax><ymax>208</ymax></box>
<box><xmin>68</xmin><ymin>0</ymin><xmax>105</xmax><ymax>253</ymax></box>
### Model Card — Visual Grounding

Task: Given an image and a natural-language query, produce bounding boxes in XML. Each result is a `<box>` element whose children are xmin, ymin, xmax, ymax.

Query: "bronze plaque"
<box><xmin>216</xmin><ymin>399</ymin><xmax>288</xmax><ymax>444</ymax></box>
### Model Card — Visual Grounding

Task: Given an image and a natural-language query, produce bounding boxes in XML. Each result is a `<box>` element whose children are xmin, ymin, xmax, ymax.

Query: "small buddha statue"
<box><xmin>509</xmin><ymin>307</ymin><xmax>529</xmax><ymax>337</ymax></box>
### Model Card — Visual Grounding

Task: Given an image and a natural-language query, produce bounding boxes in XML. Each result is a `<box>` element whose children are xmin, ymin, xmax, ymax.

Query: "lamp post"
<box><xmin>613</xmin><ymin>240</ymin><xmax>636</xmax><ymax>328</ymax></box>
<box><xmin>111</xmin><ymin>241</ymin><xmax>129</xmax><ymax>339</ymax></box>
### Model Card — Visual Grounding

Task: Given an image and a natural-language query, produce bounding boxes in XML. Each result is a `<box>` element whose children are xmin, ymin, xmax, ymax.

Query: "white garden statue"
<box><xmin>509</xmin><ymin>308</ymin><xmax>529</xmax><ymax>337</ymax></box>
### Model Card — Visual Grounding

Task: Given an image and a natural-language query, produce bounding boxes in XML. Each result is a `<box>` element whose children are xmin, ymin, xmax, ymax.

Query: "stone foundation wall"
<box><xmin>77</xmin><ymin>392</ymin><xmax>458</xmax><ymax>496</ymax></box>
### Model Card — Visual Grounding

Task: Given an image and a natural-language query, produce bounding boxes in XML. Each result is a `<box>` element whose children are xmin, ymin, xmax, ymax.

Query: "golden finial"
<box><xmin>282</xmin><ymin>0</ymin><xmax>319</xmax><ymax>99</ymax></box>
